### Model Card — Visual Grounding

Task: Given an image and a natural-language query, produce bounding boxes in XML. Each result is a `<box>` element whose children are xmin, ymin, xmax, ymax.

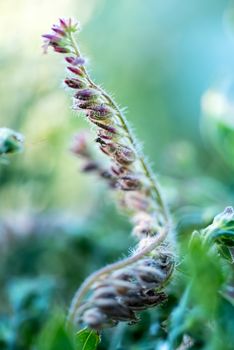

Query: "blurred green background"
<box><xmin>1</xmin><ymin>0</ymin><xmax>234</xmax><ymax>215</ymax></box>
<box><xmin>1</xmin><ymin>0</ymin><xmax>234</xmax><ymax>349</ymax></box>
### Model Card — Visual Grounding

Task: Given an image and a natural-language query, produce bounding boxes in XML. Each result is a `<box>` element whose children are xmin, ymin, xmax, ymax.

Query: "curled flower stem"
<box><xmin>67</xmin><ymin>225</ymin><xmax>170</xmax><ymax>326</ymax></box>
<box><xmin>69</xmin><ymin>32</ymin><xmax>170</xmax><ymax>225</ymax></box>
<box><xmin>43</xmin><ymin>19</ymin><xmax>173</xmax><ymax>329</ymax></box>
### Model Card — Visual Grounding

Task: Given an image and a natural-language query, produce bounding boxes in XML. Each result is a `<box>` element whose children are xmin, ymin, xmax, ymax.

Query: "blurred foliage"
<box><xmin>1</xmin><ymin>0</ymin><xmax>234</xmax><ymax>349</ymax></box>
<box><xmin>0</xmin><ymin>128</ymin><xmax>24</xmax><ymax>157</ymax></box>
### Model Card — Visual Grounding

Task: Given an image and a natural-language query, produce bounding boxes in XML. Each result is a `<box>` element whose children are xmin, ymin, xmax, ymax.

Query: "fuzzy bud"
<box><xmin>65</xmin><ymin>56</ymin><xmax>86</xmax><ymax>66</ymax></box>
<box><xmin>79</xmin><ymin>255</ymin><xmax>173</xmax><ymax>329</ymax></box>
<box><xmin>118</xmin><ymin>174</ymin><xmax>141</xmax><ymax>191</ymax></box>
<box><xmin>64</xmin><ymin>78</ymin><xmax>86</xmax><ymax>89</ymax></box>
<box><xmin>98</xmin><ymin>129</ymin><xmax>114</xmax><ymax>141</ymax></box>
<box><xmin>115</xmin><ymin>145</ymin><xmax>135</xmax><ymax>165</ymax></box>
<box><xmin>86</xmin><ymin>105</ymin><xmax>114</xmax><ymax>121</ymax></box>
<box><xmin>54</xmin><ymin>46</ymin><xmax>70</xmax><ymax>53</ymax></box>
<box><xmin>99</xmin><ymin>143</ymin><xmax>116</xmax><ymax>157</ymax></box>
<box><xmin>59</xmin><ymin>18</ymin><xmax>79</xmax><ymax>33</ymax></box>
<box><xmin>42</xmin><ymin>34</ymin><xmax>60</xmax><ymax>42</ymax></box>
<box><xmin>75</xmin><ymin>88</ymin><xmax>100</xmax><ymax>101</ymax></box>
<box><xmin>92</xmin><ymin>121</ymin><xmax>116</xmax><ymax>134</ymax></box>
<box><xmin>67</xmin><ymin>66</ymin><xmax>84</xmax><ymax>77</ymax></box>
<box><xmin>132</xmin><ymin>212</ymin><xmax>156</xmax><ymax>237</ymax></box>
<box><xmin>52</xmin><ymin>26</ymin><xmax>66</xmax><ymax>36</ymax></box>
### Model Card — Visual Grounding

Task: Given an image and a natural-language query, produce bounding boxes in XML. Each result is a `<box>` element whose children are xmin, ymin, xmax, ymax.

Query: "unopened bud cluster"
<box><xmin>43</xmin><ymin>19</ymin><xmax>173</xmax><ymax>331</ymax></box>
<box><xmin>71</xmin><ymin>132</ymin><xmax>117</xmax><ymax>187</ymax></box>
<box><xmin>77</xmin><ymin>252</ymin><xmax>173</xmax><ymax>329</ymax></box>
<box><xmin>43</xmin><ymin>18</ymin><xmax>168</xmax><ymax>240</ymax></box>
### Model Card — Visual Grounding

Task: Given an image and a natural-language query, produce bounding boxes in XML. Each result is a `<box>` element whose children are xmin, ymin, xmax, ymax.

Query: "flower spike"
<box><xmin>42</xmin><ymin>18</ymin><xmax>174</xmax><ymax>331</ymax></box>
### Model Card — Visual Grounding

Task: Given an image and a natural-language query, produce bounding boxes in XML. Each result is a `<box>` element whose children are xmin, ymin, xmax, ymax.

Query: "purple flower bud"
<box><xmin>42</xmin><ymin>34</ymin><xmax>60</xmax><ymax>42</ymax></box>
<box><xmin>115</xmin><ymin>146</ymin><xmax>135</xmax><ymax>165</ymax></box>
<box><xmin>52</xmin><ymin>26</ymin><xmax>66</xmax><ymax>36</ymax></box>
<box><xmin>87</xmin><ymin>105</ymin><xmax>114</xmax><ymax>120</ymax></box>
<box><xmin>67</xmin><ymin>66</ymin><xmax>84</xmax><ymax>76</ymax></box>
<box><xmin>59</xmin><ymin>18</ymin><xmax>79</xmax><ymax>33</ymax></box>
<box><xmin>74</xmin><ymin>88</ymin><xmax>100</xmax><ymax>101</ymax></box>
<box><xmin>54</xmin><ymin>46</ymin><xmax>70</xmax><ymax>53</ymax></box>
<box><xmin>73</xmin><ymin>100</ymin><xmax>95</xmax><ymax>110</ymax></box>
<box><xmin>59</xmin><ymin>18</ymin><xmax>69</xmax><ymax>29</ymax></box>
<box><xmin>91</xmin><ymin>120</ymin><xmax>116</xmax><ymax>134</ymax></box>
<box><xmin>73</xmin><ymin>57</ymin><xmax>86</xmax><ymax>65</ymax></box>
<box><xmin>65</xmin><ymin>56</ymin><xmax>85</xmax><ymax>66</ymax></box>
<box><xmin>64</xmin><ymin>78</ymin><xmax>86</xmax><ymax>89</ymax></box>
<box><xmin>82</xmin><ymin>308</ymin><xmax>110</xmax><ymax>329</ymax></box>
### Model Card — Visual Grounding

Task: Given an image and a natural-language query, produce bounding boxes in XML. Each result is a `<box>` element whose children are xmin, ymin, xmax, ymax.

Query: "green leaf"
<box><xmin>211</xmin><ymin>229</ymin><xmax>234</xmax><ymax>246</ymax></box>
<box><xmin>76</xmin><ymin>328</ymin><xmax>100</xmax><ymax>350</ymax></box>
<box><xmin>37</xmin><ymin>312</ymin><xmax>75</xmax><ymax>350</ymax></box>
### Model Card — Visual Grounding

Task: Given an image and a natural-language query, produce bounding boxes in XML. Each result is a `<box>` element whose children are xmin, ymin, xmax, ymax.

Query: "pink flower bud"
<box><xmin>67</xmin><ymin>66</ymin><xmax>84</xmax><ymax>76</ymax></box>
<box><xmin>54</xmin><ymin>46</ymin><xmax>70</xmax><ymax>53</ymax></box>
<box><xmin>65</xmin><ymin>56</ymin><xmax>74</xmax><ymax>64</ymax></box>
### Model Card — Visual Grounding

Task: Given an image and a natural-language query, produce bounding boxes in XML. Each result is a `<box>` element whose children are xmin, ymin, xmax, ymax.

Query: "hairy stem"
<box><xmin>65</xmin><ymin>32</ymin><xmax>172</xmax><ymax>326</ymax></box>
<box><xmin>69</xmin><ymin>33</ymin><xmax>170</xmax><ymax>225</ymax></box>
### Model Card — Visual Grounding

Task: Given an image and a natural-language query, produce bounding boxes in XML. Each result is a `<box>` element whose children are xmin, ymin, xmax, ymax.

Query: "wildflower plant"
<box><xmin>40</xmin><ymin>18</ymin><xmax>234</xmax><ymax>349</ymax></box>
<box><xmin>42</xmin><ymin>18</ymin><xmax>174</xmax><ymax>330</ymax></box>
